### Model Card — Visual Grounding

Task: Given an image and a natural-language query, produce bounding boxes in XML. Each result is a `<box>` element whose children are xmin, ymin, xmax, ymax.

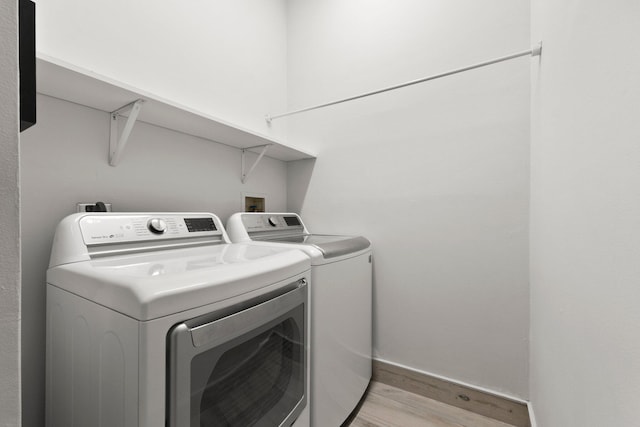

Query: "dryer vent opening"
<box><xmin>245</xmin><ymin>196</ymin><xmax>265</xmax><ymax>213</ymax></box>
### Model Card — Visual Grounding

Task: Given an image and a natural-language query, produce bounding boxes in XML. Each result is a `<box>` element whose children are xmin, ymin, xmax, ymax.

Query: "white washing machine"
<box><xmin>226</xmin><ymin>213</ymin><xmax>372</xmax><ymax>427</ymax></box>
<box><xmin>46</xmin><ymin>212</ymin><xmax>312</xmax><ymax>427</ymax></box>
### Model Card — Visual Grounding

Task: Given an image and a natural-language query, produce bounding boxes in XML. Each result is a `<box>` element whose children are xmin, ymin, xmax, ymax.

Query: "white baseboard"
<box><xmin>375</xmin><ymin>357</ymin><xmax>528</xmax><ymax>404</ymax></box>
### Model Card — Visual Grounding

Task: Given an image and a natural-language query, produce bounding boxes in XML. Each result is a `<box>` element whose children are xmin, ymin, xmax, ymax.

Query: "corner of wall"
<box><xmin>0</xmin><ymin>0</ymin><xmax>22</xmax><ymax>425</ymax></box>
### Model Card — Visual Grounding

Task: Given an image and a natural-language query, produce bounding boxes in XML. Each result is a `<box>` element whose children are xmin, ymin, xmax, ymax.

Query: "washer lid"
<box><xmin>46</xmin><ymin>243</ymin><xmax>310</xmax><ymax>321</ymax></box>
<box><xmin>259</xmin><ymin>234</ymin><xmax>371</xmax><ymax>259</ymax></box>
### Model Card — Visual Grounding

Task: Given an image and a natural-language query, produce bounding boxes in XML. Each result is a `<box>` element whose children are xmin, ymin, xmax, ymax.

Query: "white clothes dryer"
<box><xmin>46</xmin><ymin>212</ymin><xmax>311</xmax><ymax>427</ymax></box>
<box><xmin>226</xmin><ymin>213</ymin><xmax>372</xmax><ymax>427</ymax></box>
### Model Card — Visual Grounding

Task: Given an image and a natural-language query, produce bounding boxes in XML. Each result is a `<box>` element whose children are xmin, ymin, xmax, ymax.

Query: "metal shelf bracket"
<box><xmin>241</xmin><ymin>144</ymin><xmax>271</xmax><ymax>184</ymax></box>
<box><xmin>109</xmin><ymin>99</ymin><xmax>144</xmax><ymax>166</ymax></box>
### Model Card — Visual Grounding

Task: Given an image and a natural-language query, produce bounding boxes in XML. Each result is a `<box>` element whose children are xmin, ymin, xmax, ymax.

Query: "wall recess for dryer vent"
<box><xmin>244</xmin><ymin>195</ymin><xmax>265</xmax><ymax>212</ymax></box>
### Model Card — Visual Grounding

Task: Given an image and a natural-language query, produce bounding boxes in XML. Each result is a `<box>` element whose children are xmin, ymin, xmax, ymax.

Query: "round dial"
<box><xmin>268</xmin><ymin>217</ymin><xmax>278</xmax><ymax>227</ymax></box>
<box><xmin>148</xmin><ymin>218</ymin><xmax>167</xmax><ymax>234</ymax></box>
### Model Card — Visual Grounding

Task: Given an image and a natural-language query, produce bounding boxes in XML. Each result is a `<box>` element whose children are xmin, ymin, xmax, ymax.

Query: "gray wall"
<box><xmin>530</xmin><ymin>1</ymin><xmax>640</xmax><ymax>425</ymax></box>
<box><xmin>19</xmin><ymin>95</ymin><xmax>288</xmax><ymax>426</ymax></box>
<box><xmin>285</xmin><ymin>0</ymin><xmax>530</xmax><ymax>398</ymax></box>
<box><xmin>0</xmin><ymin>0</ymin><xmax>21</xmax><ymax>425</ymax></box>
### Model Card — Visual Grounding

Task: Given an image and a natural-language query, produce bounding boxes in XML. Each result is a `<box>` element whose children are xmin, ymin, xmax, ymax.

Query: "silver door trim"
<box><xmin>189</xmin><ymin>279</ymin><xmax>306</xmax><ymax>348</ymax></box>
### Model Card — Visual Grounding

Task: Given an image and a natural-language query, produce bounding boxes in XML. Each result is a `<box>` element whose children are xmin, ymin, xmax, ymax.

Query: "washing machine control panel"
<box><xmin>241</xmin><ymin>213</ymin><xmax>305</xmax><ymax>233</ymax></box>
<box><xmin>79</xmin><ymin>214</ymin><xmax>221</xmax><ymax>246</ymax></box>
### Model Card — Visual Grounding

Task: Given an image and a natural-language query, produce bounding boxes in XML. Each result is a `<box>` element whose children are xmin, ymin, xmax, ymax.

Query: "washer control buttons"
<box><xmin>148</xmin><ymin>218</ymin><xmax>168</xmax><ymax>234</ymax></box>
<box><xmin>268</xmin><ymin>217</ymin><xmax>278</xmax><ymax>227</ymax></box>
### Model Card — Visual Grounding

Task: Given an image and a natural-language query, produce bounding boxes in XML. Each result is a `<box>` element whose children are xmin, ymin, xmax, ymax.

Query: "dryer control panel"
<box><xmin>79</xmin><ymin>214</ymin><xmax>221</xmax><ymax>246</ymax></box>
<box><xmin>50</xmin><ymin>212</ymin><xmax>230</xmax><ymax>267</ymax></box>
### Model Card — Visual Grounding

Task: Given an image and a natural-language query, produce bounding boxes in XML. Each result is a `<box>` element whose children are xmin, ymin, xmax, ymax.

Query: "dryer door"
<box><xmin>167</xmin><ymin>280</ymin><xmax>307</xmax><ymax>427</ymax></box>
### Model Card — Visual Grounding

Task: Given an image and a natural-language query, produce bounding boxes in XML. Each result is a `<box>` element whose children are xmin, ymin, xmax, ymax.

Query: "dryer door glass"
<box><xmin>193</xmin><ymin>314</ymin><xmax>302</xmax><ymax>426</ymax></box>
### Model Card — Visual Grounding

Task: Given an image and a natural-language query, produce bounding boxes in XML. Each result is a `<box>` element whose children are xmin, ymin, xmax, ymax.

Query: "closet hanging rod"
<box><xmin>266</xmin><ymin>41</ymin><xmax>542</xmax><ymax>123</ymax></box>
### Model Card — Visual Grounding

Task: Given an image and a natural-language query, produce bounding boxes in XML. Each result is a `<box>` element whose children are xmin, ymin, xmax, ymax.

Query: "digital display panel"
<box><xmin>283</xmin><ymin>216</ymin><xmax>301</xmax><ymax>226</ymax></box>
<box><xmin>184</xmin><ymin>218</ymin><xmax>217</xmax><ymax>232</ymax></box>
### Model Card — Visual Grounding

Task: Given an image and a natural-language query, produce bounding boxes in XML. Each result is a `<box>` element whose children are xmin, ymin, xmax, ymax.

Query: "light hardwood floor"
<box><xmin>343</xmin><ymin>381</ymin><xmax>518</xmax><ymax>427</ymax></box>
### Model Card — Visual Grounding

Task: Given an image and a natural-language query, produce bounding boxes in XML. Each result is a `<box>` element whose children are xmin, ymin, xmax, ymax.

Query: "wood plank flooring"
<box><xmin>343</xmin><ymin>381</ymin><xmax>518</xmax><ymax>427</ymax></box>
<box><xmin>371</xmin><ymin>361</ymin><xmax>530</xmax><ymax>426</ymax></box>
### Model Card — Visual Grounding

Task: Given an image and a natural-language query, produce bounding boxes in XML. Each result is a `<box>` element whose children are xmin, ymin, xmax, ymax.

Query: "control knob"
<box><xmin>148</xmin><ymin>218</ymin><xmax>167</xmax><ymax>234</ymax></box>
<box><xmin>268</xmin><ymin>217</ymin><xmax>278</xmax><ymax>227</ymax></box>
